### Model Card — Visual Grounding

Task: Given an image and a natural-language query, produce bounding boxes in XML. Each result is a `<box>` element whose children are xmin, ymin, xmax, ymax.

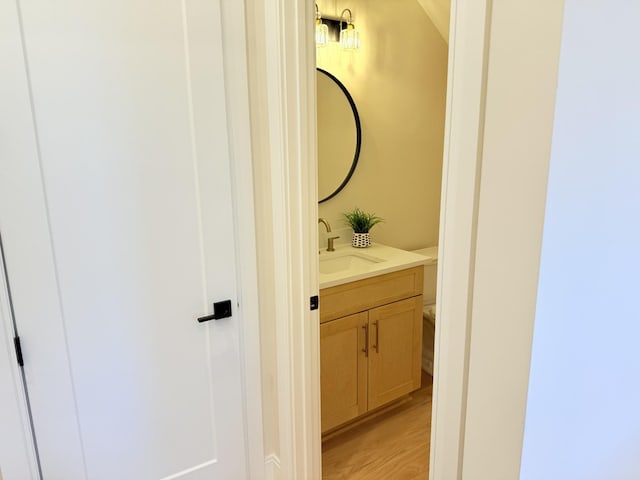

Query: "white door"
<box><xmin>0</xmin><ymin>1</ymin><xmax>249</xmax><ymax>479</ymax></box>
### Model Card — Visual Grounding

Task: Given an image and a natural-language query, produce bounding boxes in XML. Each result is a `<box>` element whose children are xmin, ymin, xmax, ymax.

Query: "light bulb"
<box><xmin>316</xmin><ymin>19</ymin><xmax>329</xmax><ymax>47</ymax></box>
<box><xmin>340</xmin><ymin>23</ymin><xmax>360</xmax><ymax>50</ymax></box>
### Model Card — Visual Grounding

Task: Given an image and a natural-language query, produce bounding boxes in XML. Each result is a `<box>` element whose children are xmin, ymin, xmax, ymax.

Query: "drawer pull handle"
<box><xmin>362</xmin><ymin>324</ymin><xmax>369</xmax><ymax>357</ymax></box>
<box><xmin>373</xmin><ymin>320</ymin><xmax>379</xmax><ymax>353</ymax></box>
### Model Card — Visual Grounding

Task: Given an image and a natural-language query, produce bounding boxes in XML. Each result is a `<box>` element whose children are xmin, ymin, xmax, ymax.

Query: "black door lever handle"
<box><xmin>197</xmin><ymin>299</ymin><xmax>232</xmax><ymax>323</ymax></box>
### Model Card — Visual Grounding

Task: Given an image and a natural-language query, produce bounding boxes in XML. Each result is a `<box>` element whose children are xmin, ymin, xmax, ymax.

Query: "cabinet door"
<box><xmin>320</xmin><ymin>311</ymin><xmax>368</xmax><ymax>432</ymax></box>
<box><xmin>368</xmin><ymin>296</ymin><xmax>423</xmax><ymax>410</ymax></box>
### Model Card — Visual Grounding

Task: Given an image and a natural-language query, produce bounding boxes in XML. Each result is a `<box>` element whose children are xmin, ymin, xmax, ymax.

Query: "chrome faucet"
<box><xmin>318</xmin><ymin>218</ymin><xmax>339</xmax><ymax>252</ymax></box>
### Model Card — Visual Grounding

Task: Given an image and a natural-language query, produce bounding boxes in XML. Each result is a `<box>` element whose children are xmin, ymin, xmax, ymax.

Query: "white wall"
<box><xmin>521</xmin><ymin>1</ymin><xmax>640</xmax><ymax>479</ymax></box>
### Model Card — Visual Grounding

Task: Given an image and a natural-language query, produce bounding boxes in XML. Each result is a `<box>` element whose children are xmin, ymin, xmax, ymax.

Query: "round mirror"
<box><xmin>317</xmin><ymin>68</ymin><xmax>361</xmax><ymax>203</ymax></box>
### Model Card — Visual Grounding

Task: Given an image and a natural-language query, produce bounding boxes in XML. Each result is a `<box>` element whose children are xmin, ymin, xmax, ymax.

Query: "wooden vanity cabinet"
<box><xmin>320</xmin><ymin>312</ymin><xmax>368</xmax><ymax>432</ymax></box>
<box><xmin>320</xmin><ymin>266</ymin><xmax>424</xmax><ymax>433</ymax></box>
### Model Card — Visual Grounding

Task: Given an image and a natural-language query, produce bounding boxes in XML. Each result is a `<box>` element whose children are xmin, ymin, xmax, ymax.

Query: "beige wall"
<box><xmin>316</xmin><ymin>0</ymin><xmax>448</xmax><ymax>250</ymax></box>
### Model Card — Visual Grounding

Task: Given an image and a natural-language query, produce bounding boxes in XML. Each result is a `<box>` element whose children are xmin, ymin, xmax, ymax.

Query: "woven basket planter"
<box><xmin>351</xmin><ymin>232</ymin><xmax>371</xmax><ymax>248</ymax></box>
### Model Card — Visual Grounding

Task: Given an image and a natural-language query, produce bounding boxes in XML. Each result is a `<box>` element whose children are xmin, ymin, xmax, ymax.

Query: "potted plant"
<box><xmin>343</xmin><ymin>207</ymin><xmax>383</xmax><ymax>248</ymax></box>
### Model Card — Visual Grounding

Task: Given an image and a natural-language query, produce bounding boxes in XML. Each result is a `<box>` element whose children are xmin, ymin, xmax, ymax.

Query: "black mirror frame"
<box><xmin>317</xmin><ymin>68</ymin><xmax>362</xmax><ymax>204</ymax></box>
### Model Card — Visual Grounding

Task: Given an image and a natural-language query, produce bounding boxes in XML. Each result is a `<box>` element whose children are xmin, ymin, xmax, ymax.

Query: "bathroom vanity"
<box><xmin>319</xmin><ymin>244</ymin><xmax>428</xmax><ymax>433</ymax></box>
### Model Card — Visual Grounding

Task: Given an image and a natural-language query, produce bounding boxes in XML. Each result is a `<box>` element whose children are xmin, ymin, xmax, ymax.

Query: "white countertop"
<box><xmin>318</xmin><ymin>243</ymin><xmax>432</xmax><ymax>289</ymax></box>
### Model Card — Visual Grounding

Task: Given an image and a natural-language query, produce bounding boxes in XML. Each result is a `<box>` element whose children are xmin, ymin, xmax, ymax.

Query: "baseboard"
<box><xmin>264</xmin><ymin>454</ymin><xmax>281</xmax><ymax>480</ymax></box>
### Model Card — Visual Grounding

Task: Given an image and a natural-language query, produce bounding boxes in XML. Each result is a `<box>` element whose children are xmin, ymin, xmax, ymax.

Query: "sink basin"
<box><xmin>319</xmin><ymin>252</ymin><xmax>384</xmax><ymax>274</ymax></box>
<box><xmin>317</xmin><ymin>243</ymin><xmax>431</xmax><ymax>289</ymax></box>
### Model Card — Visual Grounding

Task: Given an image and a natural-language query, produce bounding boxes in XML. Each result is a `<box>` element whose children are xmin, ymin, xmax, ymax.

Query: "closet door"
<box><xmin>0</xmin><ymin>0</ymin><xmax>250</xmax><ymax>478</ymax></box>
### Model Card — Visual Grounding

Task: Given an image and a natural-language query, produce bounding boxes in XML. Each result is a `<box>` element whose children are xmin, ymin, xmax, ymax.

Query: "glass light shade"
<box><xmin>316</xmin><ymin>20</ymin><xmax>329</xmax><ymax>47</ymax></box>
<box><xmin>340</xmin><ymin>24</ymin><xmax>360</xmax><ymax>50</ymax></box>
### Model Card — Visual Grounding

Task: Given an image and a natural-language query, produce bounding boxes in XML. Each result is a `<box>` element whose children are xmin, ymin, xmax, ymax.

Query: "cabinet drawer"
<box><xmin>319</xmin><ymin>266</ymin><xmax>424</xmax><ymax>323</ymax></box>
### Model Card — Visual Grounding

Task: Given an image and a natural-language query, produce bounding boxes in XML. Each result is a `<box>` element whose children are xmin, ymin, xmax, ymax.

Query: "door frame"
<box><xmin>244</xmin><ymin>0</ymin><xmax>493</xmax><ymax>477</ymax></box>
<box><xmin>246</xmin><ymin>0</ymin><xmax>565</xmax><ymax>478</ymax></box>
<box><xmin>244</xmin><ymin>0</ymin><xmax>321</xmax><ymax>477</ymax></box>
<box><xmin>219</xmin><ymin>0</ymin><xmax>268</xmax><ymax>477</ymax></box>
<box><xmin>0</xmin><ymin>239</ymin><xmax>40</xmax><ymax>479</ymax></box>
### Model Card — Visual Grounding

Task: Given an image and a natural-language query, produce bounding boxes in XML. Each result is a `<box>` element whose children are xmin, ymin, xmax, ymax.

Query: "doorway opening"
<box><xmin>314</xmin><ymin>1</ymin><xmax>450</xmax><ymax>477</ymax></box>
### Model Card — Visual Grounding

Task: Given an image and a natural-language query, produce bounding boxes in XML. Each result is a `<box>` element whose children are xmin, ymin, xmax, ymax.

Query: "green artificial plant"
<box><xmin>343</xmin><ymin>207</ymin><xmax>384</xmax><ymax>233</ymax></box>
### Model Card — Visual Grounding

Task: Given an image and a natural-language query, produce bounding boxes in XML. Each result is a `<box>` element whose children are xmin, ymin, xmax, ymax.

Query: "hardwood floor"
<box><xmin>322</xmin><ymin>372</ymin><xmax>433</xmax><ymax>480</ymax></box>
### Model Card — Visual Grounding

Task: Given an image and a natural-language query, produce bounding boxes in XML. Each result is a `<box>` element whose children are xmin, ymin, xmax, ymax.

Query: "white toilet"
<box><xmin>412</xmin><ymin>246</ymin><xmax>438</xmax><ymax>375</ymax></box>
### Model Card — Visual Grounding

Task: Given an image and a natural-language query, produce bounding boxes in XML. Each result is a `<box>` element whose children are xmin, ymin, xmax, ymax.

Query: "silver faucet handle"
<box><xmin>327</xmin><ymin>235</ymin><xmax>340</xmax><ymax>252</ymax></box>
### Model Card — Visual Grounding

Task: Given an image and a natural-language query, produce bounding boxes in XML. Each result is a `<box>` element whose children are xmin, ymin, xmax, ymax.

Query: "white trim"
<box><xmin>264</xmin><ymin>454</ymin><xmax>281</xmax><ymax>480</ymax></box>
<box><xmin>244</xmin><ymin>0</ymin><xmax>320</xmax><ymax>478</ymax></box>
<box><xmin>460</xmin><ymin>1</ymin><xmax>564</xmax><ymax>477</ymax></box>
<box><xmin>430</xmin><ymin>0</ymin><xmax>492</xmax><ymax>477</ymax></box>
<box><xmin>0</xmin><ymin>244</ymin><xmax>40</xmax><ymax>479</ymax></box>
<box><xmin>218</xmin><ymin>0</ymin><xmax>266</xmax><ymax>478</ymax></box>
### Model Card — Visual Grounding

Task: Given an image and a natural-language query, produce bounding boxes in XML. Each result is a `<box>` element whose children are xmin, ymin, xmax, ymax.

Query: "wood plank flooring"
<box><xmin>322</xmin><ymin>372</ymin><xmax>433</xmax><ymax>480</ymax></box>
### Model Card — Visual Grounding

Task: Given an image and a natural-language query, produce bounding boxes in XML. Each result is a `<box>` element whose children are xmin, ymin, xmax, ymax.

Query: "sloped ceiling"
<box><xmin>416</xmin><ymin>0</ymin><xmax>450</xmax><ymax>43</ymax></box>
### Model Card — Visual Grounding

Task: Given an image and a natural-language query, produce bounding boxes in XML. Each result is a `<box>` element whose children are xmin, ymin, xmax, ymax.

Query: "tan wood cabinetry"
<box><xmin>320</xmin><ymin>312</ymin><xmax>368</xmax><ymax>432</ymax></box>
<box><xmin>320</xmin><ymin>266</ymin><xmax>424</xmax><ymax>433</ymax></box>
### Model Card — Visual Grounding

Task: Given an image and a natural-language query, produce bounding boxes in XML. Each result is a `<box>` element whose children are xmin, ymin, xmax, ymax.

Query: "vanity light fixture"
<box><xmin>339</xmin><ymin>8</ymin><xmax>360</xmax><ymax>50</ymax></box>
<box><xmin>315</xmin><ymin>4</ymin><xmax>329</xmax><ymax>47</ymax></box>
